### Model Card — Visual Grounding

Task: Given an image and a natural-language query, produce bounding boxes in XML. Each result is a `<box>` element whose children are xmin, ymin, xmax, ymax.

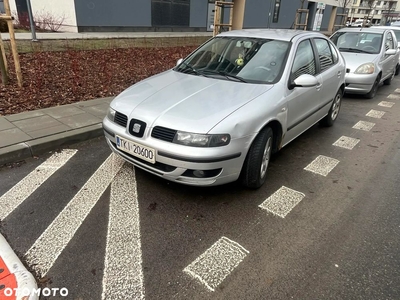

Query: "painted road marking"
<box><xmin>333</xmin><ymin>136</ymin><xmax>360</xmax><ymax>150</ymax></box>
<box><xmin>378</xmin><ymin>101</ymin><xmax>395</xmax><ymax>108</ymax></box>
<box><xmin>183</xmin><ymin>237</ymin><xmax>249</xmax><ymax>292</ymax></box>
<box><xmin>353</xmin><ymin>120</ymin><xmax>375</xmax><ymax>131</ymax></box>
<box><xmin>102</xmin><ymin>164</ymin><xmax>144</xmax><ymax>300</ymax></box>
<box><xmin>394</xmin><ymin>88</ymin><xmax>400</xmax><ymax>93</ymax></box>
<box><xmin>259</xmin><ymin>186</ymin><xmax>305</xmax><ymax>218</ymax></box>
<box><xmin>387</xmin><ymin>93</ymin><xmax>400</xmax><ymax>99</ymax></box>
<box><xmin>0</xmin><ymin>149</ymin><xmax>77</xmax><ymax>221</ymax></box>
<box><xmin>366</xmin><ymin>109</ymin><xmax>385</xmax><ymax>119</ymax></box>
<box><xmin>25</xmin><ymin>153</ymin><xmax>125</xmax><ymax>277</ymax></box>
<box><xmin>304</xmin><ymin>155</ymin><xmax>339</xmax><ymax>176</ymax></box>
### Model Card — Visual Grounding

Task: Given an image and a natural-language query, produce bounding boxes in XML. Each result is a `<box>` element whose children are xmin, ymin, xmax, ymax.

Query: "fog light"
<box><xmin>193</xmin><ymin>170</ymin><xmax>205</xmax><ymax>178</ymax></box>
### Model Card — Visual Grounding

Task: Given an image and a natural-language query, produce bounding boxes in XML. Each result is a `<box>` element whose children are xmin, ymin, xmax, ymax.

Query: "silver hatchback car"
<box><xmin>330</xmin><ymin>27</ymin><xmax>399</xmax><ymax>98</ymax></box>
<box><xmin>103</xmin><ymin>29</ymin><xmax>346</xmax><ymax>188</ymax></box>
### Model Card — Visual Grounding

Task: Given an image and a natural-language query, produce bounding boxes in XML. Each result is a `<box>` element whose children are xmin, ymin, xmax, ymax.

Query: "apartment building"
<box><xmin>348</xmin><ymin>0</ymin><xmax>399</xmax><ymax>24</ymax></box>
<box><xmin>7</xmin><ymin>0</ymin><xmax>346</xmax><ymax>33</ymax></box>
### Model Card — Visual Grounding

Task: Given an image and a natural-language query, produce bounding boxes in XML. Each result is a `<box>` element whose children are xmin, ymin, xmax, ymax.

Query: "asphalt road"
<box><xmin>1</xmin><ymin>79</ymin><xmax>400</xmax><ymax>300</ymax></box>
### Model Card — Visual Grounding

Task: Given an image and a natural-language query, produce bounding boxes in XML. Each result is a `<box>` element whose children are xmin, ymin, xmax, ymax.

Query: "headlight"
<box><xmin>173</xmin><ymin>131</ymin><xmax>230</xmax><ymax>147</ymax></box>
<box><xmin>355</xmin><ymin>63</ymin><xmax>375</xmax><ymax>74</ymax></box>
<box><xmin>107</xmin><ymin>107</ymin><xmax>116</xmax><ymax>121</ymax></box>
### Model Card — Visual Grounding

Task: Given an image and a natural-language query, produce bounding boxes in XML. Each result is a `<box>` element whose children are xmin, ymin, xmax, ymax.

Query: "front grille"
<box><xmin>151</xmin><ymin>126</ymin><xmax>177</xmax><ymax>142</ymax></box>
<box><xmin>114</xmin><ymin>111</ymin><xmax>128</xmax><ymax>127</ymax></box>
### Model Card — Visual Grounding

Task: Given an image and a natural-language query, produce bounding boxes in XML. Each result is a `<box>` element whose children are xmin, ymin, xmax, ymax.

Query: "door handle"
<box><xmin>337</xmin><ymin>71</ymin><xmax>342</xmax><ymax>77</ymax></box>
<box><xmin>316</xmin><ymin>83</ymin><xmax>322</xmax><ymax>91</ymax></box>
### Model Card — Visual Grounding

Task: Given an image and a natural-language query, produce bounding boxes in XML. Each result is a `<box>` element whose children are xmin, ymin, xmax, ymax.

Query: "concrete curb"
<box><xmin>0</xmin><ymin>124</ymin><xmax>103</xmax><ymax>165</ymax></box>
<box><xmin>0</xmin><ymin>234</ymin><xmax>38</xmax><ymax>300</ymax></box>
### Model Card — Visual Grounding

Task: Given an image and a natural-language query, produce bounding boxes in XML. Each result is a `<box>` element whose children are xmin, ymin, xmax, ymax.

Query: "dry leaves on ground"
<box><xmin>0</xmin><ymin>46</ymin><xmax>196</xmax><ymax>116</ymax></box>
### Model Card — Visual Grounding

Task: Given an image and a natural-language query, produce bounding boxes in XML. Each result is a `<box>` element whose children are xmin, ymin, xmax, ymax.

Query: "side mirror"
<box><xmin>176</xmin><ymin>58</ymin><xmax>183</xmax><ymax>66</ymax></box>
<box><xmin>290</xmin><ymin>74</ymin><xmax>319</xmax><ymax>89</ymax></box>
<box><xmin>385</xmin><ymin>49</ymin><xmax>396</xmax><ymax>55</ymax></box>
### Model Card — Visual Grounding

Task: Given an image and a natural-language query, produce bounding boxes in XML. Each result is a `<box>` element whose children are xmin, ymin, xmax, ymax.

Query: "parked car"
<box><xmin>372</xmin><ymin>25</ymin><xmax>400</xmax><ymax>74</ymax></box>
<box><xmin>351</xmin><ymin>19</ymin><xmax>371</xmax><ymax>27</ymax></box>
<box><xmin>330</xmin><ymin>27</ymin><xmax>400</xmax><ymax>98</ymax></box>
<box><xmin>103</xmin><ymin>29</ymin><xmax>345</xmax><ymax>188</ymax></box>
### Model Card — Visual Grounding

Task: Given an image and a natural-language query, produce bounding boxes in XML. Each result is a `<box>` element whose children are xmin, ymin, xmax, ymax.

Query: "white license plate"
<box><xmin>116</xmin><ymin>136</ymin><xmax>156</xmax><ymax>164</ymax></box>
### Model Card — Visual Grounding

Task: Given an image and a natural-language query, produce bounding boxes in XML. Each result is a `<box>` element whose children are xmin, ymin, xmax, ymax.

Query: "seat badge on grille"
<box><xmin>132</xmin><ymin>123</ymin><xmax>141</xmax><ymax>133</ymax></box>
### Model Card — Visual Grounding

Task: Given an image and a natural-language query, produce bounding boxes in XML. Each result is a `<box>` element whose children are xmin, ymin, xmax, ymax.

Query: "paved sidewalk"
<box><xmin>1</xmin><ymin>31</ymin><xmax>213</xmax><ymax>40</ymax></box>
<box><xmin>0</xmin><ymin>97</ymin><xmax>113</xmax><ymax>165</ymax></box>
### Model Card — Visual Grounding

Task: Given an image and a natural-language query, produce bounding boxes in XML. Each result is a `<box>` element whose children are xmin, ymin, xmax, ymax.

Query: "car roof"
<box><xmin>217</xmin><ymin>29</ymin><xmax>326</xmax><ymax>41</ymax></box>
<box><xmin>335</xmin><ymin>27</ymin><xmax>390</xmax><ymax>34</ymax></box>
<box><xmin>371</xmin><ymin>25</ymin><xmax>400</xmax><ymax>31</ymax></box>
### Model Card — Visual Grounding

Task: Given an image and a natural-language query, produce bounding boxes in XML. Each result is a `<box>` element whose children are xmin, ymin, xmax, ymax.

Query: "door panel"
<box><xmin>284</xmin><ymin>39</ymin><xmax>321</xmax><ymax>145</ymax></box>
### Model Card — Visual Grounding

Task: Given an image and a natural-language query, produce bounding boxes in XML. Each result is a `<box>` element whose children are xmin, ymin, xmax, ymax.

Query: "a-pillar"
<box><xmin>232</xmin><ymin>0</ymin><xmax>246</xmax><ymax>30</ymax></box>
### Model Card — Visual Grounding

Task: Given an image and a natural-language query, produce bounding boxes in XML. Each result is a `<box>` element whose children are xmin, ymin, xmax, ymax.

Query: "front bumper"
<box><xmin>344</xmin><ymin>72</ymin><xmax>376</xmax><ymax>94</ymax></box>
<box><xmin>103</xmin><ymin>117</ymin><xmax>254</xmax><ymax>186</ymax></box>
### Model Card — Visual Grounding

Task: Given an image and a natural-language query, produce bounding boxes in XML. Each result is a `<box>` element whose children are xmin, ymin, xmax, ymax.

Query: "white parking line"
<box><xmin>333</xmin><ymin>136</ymin><xmax>360</xmax><ymax>150</ymax></box>
<box><xmin>366</xmin><ymin>109</ymin><xmax>385</xmax><ymax>119</ymax></box>
<box><xmin>259</xmin><ymin>186</ymin><xmax>305</xmax><ymax>218</ymax></box>
<box><xmin>378</xmin><ymin>101</ymin><xmax>395</xmax><ymax>108</ymax></box>
<box><xmin>395</xmin><ymin>88</ymin><xmax>400</xmax><ymax>94</ymax></box>
<box><xmin>0</xmin><ymin>149</ymin><xmax>77</xmax><ymax>221</ymax></box>
<box><xmin>304</xmin><ymin>155</ymin><xmax>339</xmax><ymax>176</ymax></box>
<box><xmin>387</xmin><ymin>93</ymin><xmax>400</xmax><ymax>99</ymax></box>
<box><xmin>352</xmin><ymin>120</ymin><xmax>375</xmax><ymax>131</ymax></box>
<box><xmin>25</xmin><ymin>153</ymin><xmax>125</xmax><ymax>277</ymax></box>
<box><xmin>102</xmin><ymin>164</ymin><xmax>145</xmax><ymax>300</ymax></box>
<box><xmin>183</xmin><ymin>237</ymin><xmax>249</xmax><ymax>292</ymax></box>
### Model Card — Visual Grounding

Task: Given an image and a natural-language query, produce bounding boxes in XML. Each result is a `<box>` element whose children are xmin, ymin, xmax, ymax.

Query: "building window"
<box><xmin>152</xmin><ymin>0</ymin><xmax>190</xmax><ymax>27</ymax></box>
<box><xmin>273</xmin><ymin>0</ymin><xmax>281</xmax><ymax>23</ymax></box>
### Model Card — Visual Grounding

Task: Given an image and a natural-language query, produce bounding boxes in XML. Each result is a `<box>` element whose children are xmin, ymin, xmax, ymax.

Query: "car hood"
<box><xmin>340</xmin><ymin>52</ymin><xmax>378</xmax><ymax>72</ymax></box>
<box><xmin>112</xmin><ymin>70</ymin><xmax>273</xmax><ymax>133</ymax></box>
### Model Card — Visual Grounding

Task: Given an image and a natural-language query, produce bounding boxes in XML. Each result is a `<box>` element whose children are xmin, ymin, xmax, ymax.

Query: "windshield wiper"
<box><xmin>178</xmin><ymin>61</ymin><xmax>209</xmax><ymax>77</ymax></box>
<box><xmin>339</xmin><ymin>47</ymin><xmax>373</xmax><ymax>54</ymax></box>
<box><xmin>202</xmin><ymin>70</ymin><xmax>248</xmax><ymax>83</ymax></box>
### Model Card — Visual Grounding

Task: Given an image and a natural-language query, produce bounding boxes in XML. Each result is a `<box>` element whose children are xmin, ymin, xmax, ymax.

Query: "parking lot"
<box><xmin>1</xmin><ymin>77</ymin><xmax>400</xmax><ymax>299</ymax></box>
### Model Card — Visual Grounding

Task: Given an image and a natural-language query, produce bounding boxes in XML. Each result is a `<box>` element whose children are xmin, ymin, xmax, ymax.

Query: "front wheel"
<box><xmin>320</xmin><ymin>89</ymin><xmax>342</xmax><ymax>127</ymax></box>
<box><xmin>241</xmin><ymin>127</ymin><xmax>273</xmax><ymax>189</ymax></box>
<box><xmin>364</xmin><ymin>75</ymin><xmax>380</xmax><ymax>99</ymax></box>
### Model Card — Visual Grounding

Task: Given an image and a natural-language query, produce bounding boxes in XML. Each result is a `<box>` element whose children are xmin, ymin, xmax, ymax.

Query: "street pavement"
<box><xmin>0</xmin><ymin>78</ymin><xmax>400</xmax><ymax>299</ymax></box>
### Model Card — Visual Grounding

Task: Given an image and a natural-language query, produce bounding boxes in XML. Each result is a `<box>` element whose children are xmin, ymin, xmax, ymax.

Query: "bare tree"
<box><xmin>337</xmin><ymin>0</ymin><xmax>352</xmax><ymax>25</ymax></box>
<box><xmin>361</xmin><ymin>0</ymin><xmax>377</xmax><ymax>26</ymax></box>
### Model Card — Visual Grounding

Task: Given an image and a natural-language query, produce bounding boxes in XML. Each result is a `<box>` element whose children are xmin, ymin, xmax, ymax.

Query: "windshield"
<box><xmin>331</xmin><ymin>32</ymin><xmax>383</xmax><ymax>54</ymax></box>
<box><xmin>175</xmin><ymin>37</ymin><xmax>290</xmax><ymax>84</ymax></box>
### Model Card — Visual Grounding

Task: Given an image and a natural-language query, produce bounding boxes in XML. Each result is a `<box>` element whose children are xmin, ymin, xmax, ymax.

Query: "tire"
<box><xmin>364</xmin><ymin>75</ymin><xmax>380</xmax><ymax>99</ymax></box>
<box><xmin>395</xmin><ymin>64</ymin><xmax>400</xmax><ymax>76</ymax></box>
<box><xmin>241</xmin><ymin>127</ymin><xmax>273</xmax><ymax>189</ymax></box>
<box><xmin>320</xmin><ymin>88</ymin><xmax>342</xmax><ymax>127</ymax></box>
<box><xmin>384</xmin><ymin>68</ymin><xmax>395</xmax><ymax>85</ymax></box>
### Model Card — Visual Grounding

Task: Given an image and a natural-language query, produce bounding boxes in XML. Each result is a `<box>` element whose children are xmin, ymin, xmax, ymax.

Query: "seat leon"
<box><xmin>103</xmin><ymin>29</ymin><xmax>346</xmax><ymax>188</ymax></box>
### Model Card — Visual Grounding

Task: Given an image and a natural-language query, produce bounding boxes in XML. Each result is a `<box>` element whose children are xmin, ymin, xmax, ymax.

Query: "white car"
<box><xmin>103</xmin><ymin>29</ymin><xmax>346</xmax><ymax>188</ymax></box>
<box><xmin>351</xmin><ymin>19</ymin><xmax>371</xmax><ymax>27</ymax></box>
